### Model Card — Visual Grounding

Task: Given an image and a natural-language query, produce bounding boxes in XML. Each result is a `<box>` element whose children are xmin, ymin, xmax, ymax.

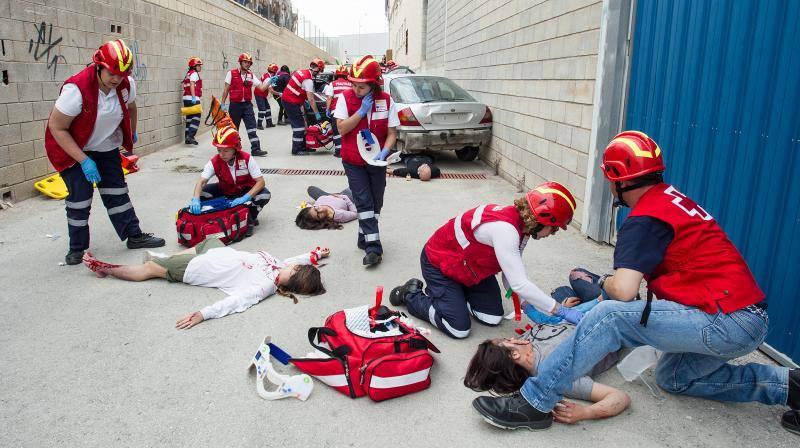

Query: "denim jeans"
<box><xmin>520</xmin><ymin>299</ymin><xmax>789</xmax><ymax>412</ymax></box>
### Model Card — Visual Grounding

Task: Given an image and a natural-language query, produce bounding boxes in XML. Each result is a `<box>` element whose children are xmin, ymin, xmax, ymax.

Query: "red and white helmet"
<box><xmin>188</xmin><ymin>57</ymin><xmax>203</xmax><ymax>68</ymax></box>
<box><xmin>601</xmin><ymin>131</ymin><xmax>665</xmax><ymax>181</ymax></box>
<box><xmin>310</xmin><ymin>58</ymin><xmax>325</xmax><ymax>71</ymax></box>
<box><xmin>334</xmin><ymin>65</ymin><xmax>349</xmax><ymax>77</ymax></box>
<box><xmin>212</xmin><ymin>125</ymin><xmax>241</xmax><ymax>150</ymax></box>
<box><xmin>386</xmin><ymin>59</ymin><xmax>397</xmax><ymax>69</ymax></box>
<box><xmin>525</xmin><ymin>181</ymin><xmax>576</xmax><ymax>230</ymax></box>
<box><xmin>239</xmin><ymin>53</ymin><xmax>253</xmax><ymax>63</ymax></box>
<box><xmin>93</xmin><ymin>39</ymin><xmax>133</xmax><ymax>76</ymax></box>
<box><xmin>348</xmin><ymin>55</ymin><xmax>382</xmax><ymax>84</ymax></box>
<box><xmin>267</xmin><ymin>63</ymin><xmax>279</xmax><ymax>74</ymax></box>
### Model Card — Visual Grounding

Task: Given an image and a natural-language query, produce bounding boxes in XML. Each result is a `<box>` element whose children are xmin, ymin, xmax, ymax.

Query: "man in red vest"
<box><xmin>182</xmin><ymin>57</ymin><xmax>203</xmax><ymax>145</ymax></box>
<box><xmin>391</xmin><ymin>182</ymin><xmax>583</xmax><ymax>339</ymax></box>
<box><xmin>188</xmin><ymin>124</ymin><xmax>271</xmax><ymax>237</ymax></box>
<box><xmin>472</xmin><ymin>131</ymin><xmax>799</xmax><ymax>435</ymax></box>
<box><xmin>280</xmin><ymin>58</ymin><xmax>325</xmax><ymax>155</ymax></box>
<box><xmin>323</xmin><ymin>65</ymin><xmax>352</xmax><ymax>157</ymax></box>
<box><xmin>220</xmin><ymin>53</ymin><xmax>270</xmax><ymax>157</ymax></box>
<box><xmin>46</xmin><ymin>39</ymin><xmax>165</xmax><ymax>265</ymax></box>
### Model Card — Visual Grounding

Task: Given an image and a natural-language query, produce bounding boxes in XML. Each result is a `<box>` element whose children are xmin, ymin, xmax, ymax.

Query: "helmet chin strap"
<box><xmin>613</xmin><ymin>181</ymin><xmax>651</xmax><ymax>208</ymax></box>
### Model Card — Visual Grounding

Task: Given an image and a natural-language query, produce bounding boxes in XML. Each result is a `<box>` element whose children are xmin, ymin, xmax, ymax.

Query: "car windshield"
<box><xmin>389</xmin><ymin>77</ymin><xmax>475</xmax><ymax>104</ymax></box>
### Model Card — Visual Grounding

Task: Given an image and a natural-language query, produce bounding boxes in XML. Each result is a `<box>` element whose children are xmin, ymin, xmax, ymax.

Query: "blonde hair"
<box><xmin>513</xmin><ymin>196</ymin><xmax>539</xmax><ymax>234</ymax></box>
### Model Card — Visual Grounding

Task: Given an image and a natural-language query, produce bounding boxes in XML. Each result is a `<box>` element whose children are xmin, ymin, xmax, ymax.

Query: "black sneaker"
<box><xmin>789</xmin><ymin>368</ymin><xmax>799</xmax><ymax>410</ymax></box>
<box><xmin>251</xmin><ymin>149</ymin><xmax>268</xmax><ymax>157</ymax></box>
<box><xmin>245</xmin><ymin>224</ymin><xmax>254</xmax><ymax>237</ymax></box>
<box><xmin>333</xmin><ymin>151</ymin><xmax>341</xmax><ymax>158</ymax></box>
<box><xmin>390</xmin><ymin>278</ymin><xmax>423</xmax><ymax>306</ymax></box>
<box><xmin>363</xmin><ymin>252</ymin><xmax>382</xmax><ymax>267</ymax></box>
<box><xmin>190</xmin><ymin>138</ymin><xmax>199</xmax><ymax>146</ymax></box>
<box><xmin>782</xmin><ymin>410</ymin><xmax>800</xmax><ymax>436</ymax></box>
<box><xmin>184</xmin><ymin>138</ymin><xmax>192</xmax><ymax>145</ymax></box>
<box><xmin>65</xmin><ymin>250</ymin><xmax>85</xmax><ymax>265</ymax></box>
<box><xmin>257</xmin><ymin>124</ymin><xmax>264</xmax><ymax>130</ymax></box>
<box><xmin>472</xmin><ymin>394</ymin><xmax>553</xmax><ymax>431</ymax></box>
<box><xmin>126</xmin><ymin>233</ymin><xmax>166</xmax><ymax>249</ymax></box>
<box><xmin>278</xmin><ymin>120</ymin><xmax>288</xmax><ymax>126</ymax></box>
<box><xmin>265</xmin><ymin>122</ymin><xmax>275</xmax><ymax>128</ymax></box>
<box><xmin>253</xmin><ymin>218</ymin><xmax>260</xmax><ymax>226</ymax></box>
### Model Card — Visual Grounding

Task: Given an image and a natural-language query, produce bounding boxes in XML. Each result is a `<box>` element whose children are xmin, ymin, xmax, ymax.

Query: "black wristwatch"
<box><xmin>598</xmin><ymin>274</ymin><xmax>612</xmax><ymax>290</ymax></box>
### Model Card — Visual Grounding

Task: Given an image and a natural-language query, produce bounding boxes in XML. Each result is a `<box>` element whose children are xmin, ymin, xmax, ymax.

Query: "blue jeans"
<box><xmin>520</xmin><ymin>299</ymin><xmax>789</xmax><ymax>411</ymax></box>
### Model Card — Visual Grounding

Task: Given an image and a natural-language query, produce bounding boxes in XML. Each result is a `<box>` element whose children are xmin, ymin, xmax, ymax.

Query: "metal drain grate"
<box><xmin>438</xmin><ymin>173</ymin><xmax>488</xmax><ymax>180</ymax></box>
<box><xmin>260</xmin><ymin>168</ymin><xmax>487</xmax><ymax>180</ymax></box>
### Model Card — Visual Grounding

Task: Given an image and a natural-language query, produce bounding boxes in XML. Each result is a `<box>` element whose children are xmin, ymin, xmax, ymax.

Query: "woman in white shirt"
<box><xmin>81</xmin><ymin>238</ymin><xmax>329</xmax><ymax>330</ymax></box>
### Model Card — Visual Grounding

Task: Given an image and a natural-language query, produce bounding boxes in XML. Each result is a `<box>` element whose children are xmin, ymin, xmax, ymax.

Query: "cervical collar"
<box><xmin>249</xmin><ymin>336</ymin><xmax>313</xmax><ymax>401</ymax></box>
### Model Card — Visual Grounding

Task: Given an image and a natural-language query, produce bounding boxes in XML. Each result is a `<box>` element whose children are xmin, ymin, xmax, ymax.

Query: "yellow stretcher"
<box><xmin>181</xmin><ymin>104</ymin><xmax>202</xmax><ymax>116</ymax></box>
<box><xmin>35</xmin><ymin>154</ymin><xmax>139</xmax><ymax>199</ymax></box>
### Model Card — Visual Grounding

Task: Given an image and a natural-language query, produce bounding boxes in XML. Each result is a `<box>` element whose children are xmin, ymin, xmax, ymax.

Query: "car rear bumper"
<box><xmin>397</xmin><ymin>127</ymin><xmax>492</xmax><ymax>152</ymax></box>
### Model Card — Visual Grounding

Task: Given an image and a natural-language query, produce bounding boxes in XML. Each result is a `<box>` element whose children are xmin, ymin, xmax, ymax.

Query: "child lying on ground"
<box><xmin>82</xmin><ymin>238</ymin><xmax>328</xmax><ymax>330</ymax></box>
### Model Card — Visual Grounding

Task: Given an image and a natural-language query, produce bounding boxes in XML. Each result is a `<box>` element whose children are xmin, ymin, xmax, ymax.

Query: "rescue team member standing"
<box><xmin>45</xmin><ymin>39</ymin><xmax>165</xmax><ymax>265</ymax></box>
<box><xmin>472</xmin><ymin>131</ymin><xmax>800</xmax><ymax>435</ymax></box>
<box><xmin>219</xmin><ymin>53</ymin><xmax>270</xmax><ymax>157</ymax></box>
<box><xmin>323</xmin><ymin>65</ymin><xmax>352</xmax><ymax>158</ymax></box>
<box><xmin>255</xmin><ymin>63</ymin><xmax>279</xmax><ymax>129</ymax></box>
<box><xmin>188</xmin><ymin>124</ymin><xmax>271</xmax><ymax>238</ymax></box>
<box><xmin>280</xmin><ymin>58</ymin><xmax>325</xmax><ymax>155</ymax></box>
<box><xmin>182</xmin><ymin>57</ymin><xmax>203</xmax><ymax>145</ymax></box>
<box><xmin>273</xmin><ymin>65</ymin><xmax>291</xmax><ymax>125</ymax></box>
<box><xmin>333</xmin><ymin>55</ymin><xmax>399</xmax><ymax>267</ymax></box>
<box><xmin>390</xmin><ymin>182</ymin><xmax>582</xmax><ymax>339</ymax></box>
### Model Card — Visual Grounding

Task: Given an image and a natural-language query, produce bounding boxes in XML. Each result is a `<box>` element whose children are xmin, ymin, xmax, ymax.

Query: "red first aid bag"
<box><xmin>305</xmin><ymin>122</ymin><xmax>333</xmax><ymax>150</ymax></box>
<box><xmin>175</xmin><ymin>203</ymin><xmax>249</xmax><ymax>247</ymax></box>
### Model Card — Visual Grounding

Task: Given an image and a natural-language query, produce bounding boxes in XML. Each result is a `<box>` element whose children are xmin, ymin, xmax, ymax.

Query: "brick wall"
<box><xmin>421</xmin><ymin>0</ymin><xmax>602</xmax><ymax>226</ymax></box>
<box><xmin>0</xmin><ymin>0</ymin><xmax>330</xmax><ymax>202</ymax></box>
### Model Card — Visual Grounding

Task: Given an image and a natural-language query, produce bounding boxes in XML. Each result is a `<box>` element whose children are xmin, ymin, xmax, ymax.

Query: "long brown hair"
<box><xmin>513</xmin><ymin>196</ymin><xmax>541</xmax><ymax>235</ymax></box>
<box><xmin>295</xmin><ymin>207</ymin><xmax>342</xmax><ymax>230</ymax></box>
<box><xmin>464</xmin><ymin>340</ymin><xmax>531</xmax><ymax>395</ymax></box>
<box><xmin>277</xmin><ymin>264</ymin><xmax>326</xmax><ymax>303</ymax></box>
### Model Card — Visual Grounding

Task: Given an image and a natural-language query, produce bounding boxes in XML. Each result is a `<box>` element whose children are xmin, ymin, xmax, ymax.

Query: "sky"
<box><xmin>291</xmin><ymin>0</ymin><xmax>389</xmax><ymax>37</ymax></box>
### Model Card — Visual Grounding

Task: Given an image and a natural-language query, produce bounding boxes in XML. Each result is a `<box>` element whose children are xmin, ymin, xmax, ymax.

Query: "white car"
<box><xmin>383</xmin><ymin>74</ymin><xmax>493</xmax><ymax>161</ymax></box>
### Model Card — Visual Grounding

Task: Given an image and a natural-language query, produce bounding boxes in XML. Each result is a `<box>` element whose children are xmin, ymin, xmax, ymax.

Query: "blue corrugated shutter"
<box><xmin>623</xmin><ymin>0</ymin><xmax>800</xmax><ymax>362</ymax></box>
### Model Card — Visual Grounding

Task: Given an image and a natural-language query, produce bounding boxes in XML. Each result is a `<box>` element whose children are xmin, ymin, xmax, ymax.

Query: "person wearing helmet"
<box><xmin>390</xmin><ymin>181</ymin><xmax>582</xmax><ymax>339</ymax></box>
<box><xmin>384</xmin><ymin>59</ymin><xmax>397</xmax><ymax>73</ymax></box>
<box><xmin>254</xmin><ymin>63</ymin><xmax>280</xmax><ymax>129</ymax></box>
<box><xmin>182</xmin><ymin>57</ymin><xmax>203</xmax><ymax>145</ymax></box>
<box><xmin>333</xmin><ymin>55</ymin><xmax>400</xmax><ymax>267</ymax></box>
<box><xmin>219</xmin><ymin>52</ymin><xmax>270</xmax><ymax>157</ymax></box>
<box><xmin>280</xmin><ymin>58</ymin><xmax>325</xmax><ymax>155</ymax></box>
<box><xmin>472</xmin><ymin>131</ymin><xmax>798</xmax><ymax>434</ymax></box>
<box><xmin>322</xmin><ymin>65</ymin><xmax>352</xmax><ymax>157</ymax></box>
<box><xmin>45</xmin><ymin>39</ymin><xmax>165</xmax><ymax>266</ymax></box>
<box><xmin>187</xmin><ymin>124</ymin><xmax>271</xmax><ymax>237</ymax></box>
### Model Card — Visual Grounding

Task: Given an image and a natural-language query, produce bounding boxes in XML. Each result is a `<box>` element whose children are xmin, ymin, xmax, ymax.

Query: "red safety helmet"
<box><xmin>601</xmin><ymin>131</ymin><xmax>665</xmax><ymax>181</ymax></box>
<box><xmin>188</xmin><ymin>57</ymin><xmax>203</xmax><ymax>68</ymax></box>
<box><xmin>239</xmin><ymin>53</ymin><xmax>253</xmax><ymax>63</ymax></box>
<box><xmin>524</xmin><ymin>181</ymin><xmax>576</xmax><ymax>230</ymax></box>
<box><xmin>310</xmin><ymin>58</ymin><xmax>325</xmax><ymax>71</ymax></box>
<box><xmin>386</xmin><ymin>59</ymin><xmax>397</xmax><ymax>69</ymax></box>
<box><xmin>334</xmin><ymin>65</ymin><xmax>349</xmax><ymax>77</ymax></box>
<box><xmin>267</xmin><ymin>63</ymin><xmax>279</xmax><ymax>74</ymax></box>
<box><xmin>212</xmin><ymin>125</ymin><xmax>241</xmax><ymax>150</ymax></box>
<box><xmin>348</xmin><ymin>55</ymin><xmax>382</xmax><ymax>84</ymax></box>
<box><xmin>93</xmin><ymin>39</ymin><xmax>133</xmax><ymax>76</ymax></box>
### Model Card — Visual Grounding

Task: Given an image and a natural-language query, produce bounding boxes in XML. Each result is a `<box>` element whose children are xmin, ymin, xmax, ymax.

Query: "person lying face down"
<box><xmin>387</xmin><ymin>153</ymin><xmax>441</xmax><ymax>181</ymax></box>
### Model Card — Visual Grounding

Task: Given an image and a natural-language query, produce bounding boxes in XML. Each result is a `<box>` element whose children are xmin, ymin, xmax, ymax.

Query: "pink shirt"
<box><xmin>314</xmin><ymin>194</ymin><xmax>357</xmax><ymax>223</ymax></box>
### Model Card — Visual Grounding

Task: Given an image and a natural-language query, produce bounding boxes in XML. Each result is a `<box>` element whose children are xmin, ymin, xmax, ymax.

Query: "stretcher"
<box><xmin>35</xmin><ymin>154</ymin><xmax>140</xmax><ymax>199</ymax></box>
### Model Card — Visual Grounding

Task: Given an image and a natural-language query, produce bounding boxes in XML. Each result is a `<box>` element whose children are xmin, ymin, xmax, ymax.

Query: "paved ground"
<box><xmin>0</xmin><ymin>124</ymin><xmax>795</xmax><ymax>447</ymax></box>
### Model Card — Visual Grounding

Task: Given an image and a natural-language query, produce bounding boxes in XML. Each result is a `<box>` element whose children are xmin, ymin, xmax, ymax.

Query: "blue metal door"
<box><xmin>623</xmin><ymin>0</ymin><xmax>800</xmax><ymax>362</ymax></box>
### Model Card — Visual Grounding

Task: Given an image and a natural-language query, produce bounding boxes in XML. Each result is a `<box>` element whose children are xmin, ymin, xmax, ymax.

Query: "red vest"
<box><xmin>182</xmin><ymin>70</ymin><xmax>202</xmax><ymax>97</ymax></box>
<box><xmin>44</xmin><ymin>65</ymin><xmax>133</xmax><ymax>172</ymax></box>
<box><xmin>340</xmin><ymin>89</ymin><xmax>392</xmax><ymax>166</ymax></box>
<box><xmin>329</xmin><ymin>78</ymin><xmax>352</xmax><ymax>110</ymax></box>
<box><xmin>210</xmin><ymin>150</ymin><xmax>257</xmax><ymax>196</ymax></box>
<box><xmin>254</xmin><ymin>72</ymin><xmax>270</xmax><ymax>98</ymax></box>
<box><xmin>229</xmin><ymin>69</ymin><xmax>254</xmax><ymax>103</ymax></box>
<box><xmin>282</xmin><ymin>69</ymin><xmax>313</xmax><ymax>105</ymax></box>
<box><xmin>629</xmin><ymin>183</ymin><xmax>764</xmax><ymax>314</ymax></box>
<box><xmin>425</xmin><ymin>205</ymin><xmax>526</xmax><ymax>286</ymax></box>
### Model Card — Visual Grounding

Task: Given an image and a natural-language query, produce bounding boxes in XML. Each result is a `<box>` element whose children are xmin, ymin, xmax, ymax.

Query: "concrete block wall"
<box><xmin>0</xmin><ymin>0</ymin><xmax>331</xmax><ymax>202</ymax></box>
<box><xmin>421</xmin><ymin>0</ymin><xmax>602</xmax><ymax>226</ymax></box>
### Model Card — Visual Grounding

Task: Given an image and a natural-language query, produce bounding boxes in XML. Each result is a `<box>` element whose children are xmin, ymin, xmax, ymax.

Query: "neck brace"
<box><xmin>249</xmin><ymin>336</ymin><xmax>313</xmax><ymax>401</ymax></box>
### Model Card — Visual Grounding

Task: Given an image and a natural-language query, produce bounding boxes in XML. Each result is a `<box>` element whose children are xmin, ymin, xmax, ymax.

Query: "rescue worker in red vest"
<box><xmin>182</xmin><ymin>57</ymin><xmax>203</xmax><ymax>145</ymax></box>
<box><xmin>390</xmin><ymin>182</ymin><xmax>582</xmax><ymax>339</ymax></box>
<box><xmin>188</xmin><ymin>124</ymin><xmax>271</xmax><ymax>238</ymax></box>
<box><xmin>45</xmin><ymin>39</ymin><xmax>165</xmax><ymax>266</ymax></box>
<box><xmin>323</xmin><ymin>65</ymin><xmax>352</xmax><ymax>158</ymax></box>
<box><xmin>254</xmin><ymin>63</ymin><xmax>279</xmax><ymax>129</ymax></box>
<box><xmin>472</xmin><ymin>131</ymin><xmax>800</xmax><ymax>434</ymax></box>
<box><xmin>333</xmin><ymin>55</ymin><xmax>399</xmax><ymax>267</ymax></box>
<box><xmin>219</xmin><ymin>52</ymin><xmax>270</xmax><ymax>157</ymax></box>
<box><xmin>383</xmin><ymin>59</ymin><xmax>397</xmax><ymax>73</ymax></box>
<box><xmin>280</xmin><ymin>58</ymin><xmax>325</xmax><ymax>155</ymax></box>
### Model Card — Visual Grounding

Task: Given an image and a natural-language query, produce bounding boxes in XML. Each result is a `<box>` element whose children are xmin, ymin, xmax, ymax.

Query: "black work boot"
<box><xmin>789</xmin><ymin>369</ymin><xmax>800</xmax><ymax>410</ymax></box>
<box><xmin>190</xmin><ymin>137</ymin><xmax>199</xmax><ymax>145</ymax></box>
<box><xmin>127</xmin><ymin>233</ymin><xmax>166</xmax><ymax>249</ymax></box>
<box><xmin>363</xmin><ymin>252</ymin><xmax>382</xmax><ymax>267</ymax></box>
<box><xmin>472</xmin><ymin>394</ymin><xmax>553</xmax><ymax>431</ymax></box>
<box><xmin>257</xmin><ymin>122</ymin><xmax>264</xmax><ymax>130</ymax></box>
<box><xmin>782</xmin><ymin>410</ymin><xmax>800</xmax><ymax>436</ymax></box>
<box><xmin>245</xmin><ymin>218</ymin><xmax>254</xmax><ymax>237</ymax></box>
<box><xmin>251</xmin><ymin>149</ymin><xmax>268</xmax><ymax>157</ymax></box>
<box><xmin>65</xmin><ymin>250</ymin><xmax>85</xmax><ymax>266</ymax></box>
<box><xmin>390</xmin><ymin>278</ymin><xmax>423</xmax><ymax>306</ymax></box>
<box><xmin>265</xmin><ymin>121</ymin><xmax>275</xmax><ymax>128</ymax></box>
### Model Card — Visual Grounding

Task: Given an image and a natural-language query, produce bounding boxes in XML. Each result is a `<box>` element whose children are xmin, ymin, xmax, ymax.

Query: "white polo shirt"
<box><xmin>54</xmin><ymin>77</ymin><xmax>137</xmax><ymax>153</ymax></box>
<box><xmin>200</xmin><ymin>156</ymin><xmax>263</xmax><ymax>182</ymax></box>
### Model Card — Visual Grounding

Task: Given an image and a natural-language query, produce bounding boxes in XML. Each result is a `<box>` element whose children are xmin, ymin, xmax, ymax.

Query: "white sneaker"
<box><xmin>143</xmin><ymin>250</ymin><xmax>168</xmax><ymax>263</ymax></box>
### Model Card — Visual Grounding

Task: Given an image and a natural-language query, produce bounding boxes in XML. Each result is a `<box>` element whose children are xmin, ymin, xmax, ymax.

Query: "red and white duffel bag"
<box><xmin>305</xmin><ymin>121</ymin><xmax>333</xmax><ymax>151</ymax></box>
<box><xmin>175</xmin><ymin>199</ymin><xmax>249</xmax><ymax>248</ymax></box>
<box><xmin>290</xmin><ymin>288</ymin><xmax>440</xmax><ymax>402</ymax></box>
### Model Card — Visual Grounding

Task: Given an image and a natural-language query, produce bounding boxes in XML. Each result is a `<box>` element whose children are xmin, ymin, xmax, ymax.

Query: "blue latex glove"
<box><xmin>314</xmin><ymin>111</ymin><xmax>322</xmax><ymax>122</ymax></box>
<box><xmin>554</xmin><ymin>304</ymin><xmax>585</xmax><ymax>325</ymax></box>
<box><xmin>230</xmin><ymin>193</ymin><xmax>252</xmax><ymax>207</ymax></box>
<box><xmin>522</xmin><ymin>302</ymin><xmax>563</xmax><ymax>325</ymax></box>
<box><xmin>326</xmin><ymin>109</ymin><xmax>332</xmax><ymax>118</ymax></box>
<box><xmin>357</xmin><ymin>93</ymin><xmax>374</xmax><ymax>117</ymax></box>
<box><xmin>191</xmin><ymin>96</ymin><xmax>199</xmax><ymax>104</ymax></box>
<box><xmin>189</xmin><ymin>197</ymin><xmax>201</xmax><ymax>214</ymax></box>
<box><xmin>221</xmin><ymin>103</ymin><xmax>229</xmax><ymax>112</ymax></box>
<box><xmin>79</xmin><ymin>157</ymin><xmax>101</xmax><ymax>184</ymax></box>
<box><xmin>132</xmin><ymin>132</ymin><xmax>138</xmax><ymax>144</ymax></box>
<box><xmin>373</xmin><ymin>147</ymin><xmax>390</xmax><ymax>161</ymax></box>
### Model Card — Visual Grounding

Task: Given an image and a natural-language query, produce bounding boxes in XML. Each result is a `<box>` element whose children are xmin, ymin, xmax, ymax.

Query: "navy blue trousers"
<box><xmin>281</xmin><ymin>98</ymin><xmax>306</xmax><ymax>154</ymax></box>
<box><xmin>199</xmin><ymin>183</ymin><xmax>271</xmax><ymax>220</ymax></box>
<box><xmin>254</xmin><ymin>95</ymin><xmax>273</xmax><ymax>126</ymax></box>
<box><xmin>183</xmin><ymin>99</ymin><xmax>201</xmax><ymax>139</ymax></box>
<box><xmin>405</xmin><ymin>250</ymin><xmax>504</xmax><ymax>339</ymax></box>
<box><xmin>61</xmin><ymin>149</ymin><xmax>142</xmax><ymax>251</ymax></box>
<box><xmin>229</xmin><ymin>101</ymin><xmax>261</xmax><ymax>152</ymax></box>
<box><xmin>343</xmin><ymin>161</ymin><xmax>386</xmax><ymax>255</ymax></box>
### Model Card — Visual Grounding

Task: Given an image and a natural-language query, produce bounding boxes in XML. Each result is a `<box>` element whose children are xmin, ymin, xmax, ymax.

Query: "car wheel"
<box><xmin>456</xmin><ymin>146</ymin><xmax>480</xmax><ymax>162</ymax></box>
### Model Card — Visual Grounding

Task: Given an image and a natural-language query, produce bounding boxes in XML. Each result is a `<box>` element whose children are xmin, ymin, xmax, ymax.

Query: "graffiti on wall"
<box><xmin>130</xmin><ymin>40</ymin><xmax>148</xmax><ymax>81</ymax></box>
<box><xmin>221</xmin><ymin>51</ymin><xmax>229</xmax><ymax>70</ymax></box>
<box><xmin>28</xmin><ymin>22</ymin><xmax>66</xmax><ymax>79</ymax></box>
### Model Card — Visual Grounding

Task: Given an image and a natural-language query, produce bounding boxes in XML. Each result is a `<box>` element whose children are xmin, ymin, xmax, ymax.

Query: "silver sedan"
<box><xmin>383</xmin><ymin>74</ymin><xmax>493</xmax><ymax>161</ymax></box>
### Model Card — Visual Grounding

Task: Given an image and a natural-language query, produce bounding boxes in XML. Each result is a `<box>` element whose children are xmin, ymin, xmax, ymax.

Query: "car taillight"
<box><xmin>398</xmin><ymin>107</ymin><xmax>421</xmax><ymax>126</ymax></box>
<box><xmin>479</xmin><ymin>107</ymin><xmax>493</xmax><ymax>124</ymax></box>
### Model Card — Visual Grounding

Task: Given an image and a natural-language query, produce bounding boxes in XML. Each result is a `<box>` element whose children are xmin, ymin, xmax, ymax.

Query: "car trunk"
<box><xmin>407</xmin><ymin>102</ymin><xmax>487</xmax><ymax>131</ymax></box>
